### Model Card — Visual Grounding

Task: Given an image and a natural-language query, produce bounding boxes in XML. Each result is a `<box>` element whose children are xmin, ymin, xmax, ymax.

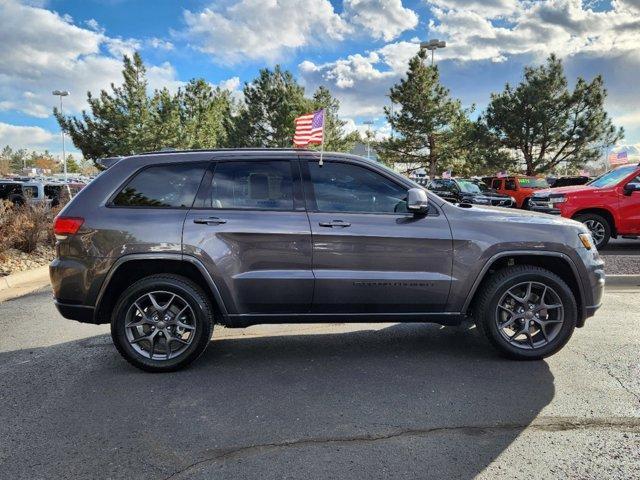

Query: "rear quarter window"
<box><xmin>112</xmin><ymin>163</ymin><xmax>206</xmax><ymax>208</ymax></box>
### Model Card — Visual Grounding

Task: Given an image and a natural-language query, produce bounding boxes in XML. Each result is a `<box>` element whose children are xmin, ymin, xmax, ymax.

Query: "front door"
<box><xmin>618</xmin><ymin>174</ymin><xmax>640</xmax><ymax>234</ymax></box>
<box><xmin>183</xmin><ymin>158</ymin><xmax>313</xmax><ymax>315</ymax></box>
<box><xmin>303</xmin><ymin>159</ymin><xmax>453</xmax><ymax>314</ymax></box>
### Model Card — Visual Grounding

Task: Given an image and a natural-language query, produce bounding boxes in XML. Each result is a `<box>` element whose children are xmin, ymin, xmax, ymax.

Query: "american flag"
<box><xmin>293</xmin><ymin>109</ymin><xmax>324</xmax><ymax>147</ymax></box>
<box><xmin>608</xmin><ymin>151</ymin><xmax>628</xmax><ymax>166</ymax></box>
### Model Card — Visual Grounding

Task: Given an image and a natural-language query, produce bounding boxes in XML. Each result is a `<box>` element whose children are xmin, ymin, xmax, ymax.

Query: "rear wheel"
<box><xmin>475</xmin><ymin>265</ymin><xmax>577</xmax><ymax>360</ymax></box>
<box><xmin>111</xmin><ymin>274</ymin><xmax>214</xmax><ymax>372</ymax></box>
<box><xmin>574</xmin><ymin>213</ymin><xmax>610</xmax><ymax>249</ymax></box>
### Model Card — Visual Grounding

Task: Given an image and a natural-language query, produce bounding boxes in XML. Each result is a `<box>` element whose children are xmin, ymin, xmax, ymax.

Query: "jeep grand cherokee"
<box><xmin>50</xmin><ymin>149</ymin><xmax>605</xmax><ymax>371</ymax></box>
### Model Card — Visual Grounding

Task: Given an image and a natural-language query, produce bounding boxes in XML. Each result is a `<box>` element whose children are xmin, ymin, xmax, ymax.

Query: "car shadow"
<box><xmin>0</xmin><ymin>322</ymin><xmax>554</xmax><ymax>479</ymax></box>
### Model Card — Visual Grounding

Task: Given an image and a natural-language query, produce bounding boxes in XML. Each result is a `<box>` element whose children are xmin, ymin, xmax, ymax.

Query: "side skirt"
<box><xmin>221</xmin><ymin>312</ymin><xmax>467</xmax><ymax>328</ymax></box>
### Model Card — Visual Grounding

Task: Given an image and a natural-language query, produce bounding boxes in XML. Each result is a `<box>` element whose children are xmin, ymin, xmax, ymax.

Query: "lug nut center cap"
<box><xmin>157</xmin><ymin>321</ymin><xmax>167</xmax><ymax>329</ymax></box>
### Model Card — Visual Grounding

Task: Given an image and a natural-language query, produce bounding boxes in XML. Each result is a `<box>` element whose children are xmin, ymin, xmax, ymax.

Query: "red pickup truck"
<box><xmin>530</xmin><ymin>163</ymin><xmax>640</xmax><ymax>248</ymax></box>
<box><xmin>489</xmin><ymin>176</ymin><xmax>549</xmax><ymax>208</ymax></box>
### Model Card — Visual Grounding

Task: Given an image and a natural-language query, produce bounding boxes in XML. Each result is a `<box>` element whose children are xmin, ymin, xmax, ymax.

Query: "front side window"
<box><xmin>505</xmin><ymin>179</ymin><xmax>516</xmax><ymax>190</ymax></box>
<box><xmin>492</xmin><ymin>179</ymin><xmax>502</xmax><ymax>189</ymax></box>
<box><xmin>113</xmin><ymin>163</ymin><xmax>206</xmax><ymax>208</ymax></box>
<box><xmin>309</xmin><ymin>161</ymin><xmax>408</xmax><ymax>214</ymax></box>
<box><xmin>207</xmin><ymin>161</ymin><xmax>293</xmax><ymax>210</ymax></box>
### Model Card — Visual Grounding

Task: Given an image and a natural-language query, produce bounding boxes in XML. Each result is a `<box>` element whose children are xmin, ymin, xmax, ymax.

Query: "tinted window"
<box><xmin>207</xmin><ymin>161</ymin><xmax>293</xmax><ymax>210</ymax></box>
<box><xmin>505</xmin><ymin>179</ymin><xmax>516</xmax><ymax>190</ymax></box>
<box><xmin>309</xmin><ymin>161</ymin><xmax>408</xmax><ymax>214</ymax></box>
<box><xmin>113</xmin><ymin>163</ymin><xmax>205</xmax><ymax>208</ymax></box>
<box><xmin>429</xmin><ymin>179</ymin><xmax>444</xmax><ymax>190</ymax></box>
<box><xmin>492</xmin><ymin>179</ymin><xmax>502</xmax><ymax>189</ymax></box>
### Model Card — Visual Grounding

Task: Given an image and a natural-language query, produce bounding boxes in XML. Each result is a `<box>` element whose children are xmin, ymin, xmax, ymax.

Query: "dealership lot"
<box><xmin>0</xmin><ymin>285</ymin><xmax>638</xmax><ymax>480</ymax></box>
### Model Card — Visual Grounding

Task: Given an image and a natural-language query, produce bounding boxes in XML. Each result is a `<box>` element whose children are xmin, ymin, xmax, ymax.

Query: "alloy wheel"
<box><xmin>583</xmin><ymin>219</ymin><xmax>605</xmax><ymax>246</ymax></box>
<box><xmin>495</xmin><ymin>281</ymin><xmax>564</xmax><ymax>350</ymax></box>
<box><xmin>124</xmin><ymin>291</ymin><xmax>196</xmax><ymax>361</ymax></box>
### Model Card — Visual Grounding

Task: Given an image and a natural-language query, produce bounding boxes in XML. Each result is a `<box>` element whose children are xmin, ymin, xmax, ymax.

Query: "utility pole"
<box><xmin>363</xmin><ymin>120</ymin><xmax>374</xmax><ymax>159</ymax></box>
<box><xmin>52</xmin><ymin>90</ymin><xmax>70</xmax><ymax>183</ymax></box>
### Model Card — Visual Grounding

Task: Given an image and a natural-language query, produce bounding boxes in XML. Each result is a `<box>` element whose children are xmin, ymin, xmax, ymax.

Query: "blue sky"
<box><xmin>1</xmin><ymin>0</ymin><xmax>639</xmax><ymax>158</ymax></box>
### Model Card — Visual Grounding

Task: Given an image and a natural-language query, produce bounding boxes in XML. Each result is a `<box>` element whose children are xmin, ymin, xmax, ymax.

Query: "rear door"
<box><xmin>183</xmin><ymin>156</ymin><xmax>313</xmax><ymax>315</ymax></box>
<box><xmin>303</xmin><ymin>158</ymin><xmax>453</xmax><ymax>314</ymax></box>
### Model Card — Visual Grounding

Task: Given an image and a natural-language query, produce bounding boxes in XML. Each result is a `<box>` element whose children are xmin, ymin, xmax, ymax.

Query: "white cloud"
<box><xmin>299</xmin><ymin>41</ymin><xmax>419</xmax><ymax>116</ymax></box>
<box><xmin>0</xmin><ymin>0</ymin><xmax>180</xmax><ymax>119</ymax></box>
<box><xmin>343</xmin><ymin>0</ymin><xmax>418</xmax><ymax>41</ymax></box>
<box><xmin>147</xmin><ymin>37</ymin><xmax>174</xmax><ymax>51</ymax></box>
<box><xmin>0</xmin><ymin>122</ymin><xmax>56</xmax><ymax>148</ymax></box>
<box><xmin>180</xmin><ymin>0</ymin><xmax>351</xmax><ymax>64</ymax></box>
<box><xmin>426</xmin><ymin>0</ymin><xmax>640</xmax><ymax>63</ymax></box>
<box><xmin>216</xmin><ymin>77</ymin><xmax>241</xmax><ymax>92</ymax></box>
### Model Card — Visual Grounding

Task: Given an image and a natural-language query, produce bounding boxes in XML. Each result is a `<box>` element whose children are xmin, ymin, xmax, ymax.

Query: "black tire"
<box><xmin>475</xmin><ymin>265</ymin><xmax>577</xmax><ymax>360</ymax></box>
<box><xmin>111</xmin><ymin>274</ymin><xmax>214</xmax><ymax>372</ymax></box>
<box><xmin>573</xmin><ymin>213</ymin><xmax>611</xmax><ymax>249</ymax></box>
<box><xmin>521</xmin><ymin>198</ymin><xmax>530</xmax><ymax>210</ymax></box>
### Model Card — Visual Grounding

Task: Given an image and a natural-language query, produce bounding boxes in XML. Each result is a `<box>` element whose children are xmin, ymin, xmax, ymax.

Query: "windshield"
<box><xmin>588</xmin><ymin>165</ymin><xmax>638</xmax><ymax>188</ymax></box>
<box><xmin>458</xmin><ymin>180</ymin><xmax>481</xmax><ymax>193</ymax></box>
<box><xmin>517</xmin><ymin>177</ymin><xmax>548</xmax><ymax>188</ymax></box>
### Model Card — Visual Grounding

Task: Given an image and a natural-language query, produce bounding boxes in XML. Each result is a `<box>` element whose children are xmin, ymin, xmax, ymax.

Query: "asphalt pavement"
<box><xmin>0</xmin><ymin>286</ymin><xmax>638</xmax><ymax>480</ymax></box>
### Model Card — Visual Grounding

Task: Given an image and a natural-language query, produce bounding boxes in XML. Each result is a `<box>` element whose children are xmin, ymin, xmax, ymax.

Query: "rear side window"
<box><xmin>113</xmin><ymin>163</ymin><xmax>206</xmax><ymax>208</ymax></box>
<box><xmin>491</xmin><ymin>179</ymin><xmax>502</xmax><ymax>189</ymax></box>
<box><xmin>206</xmin><ymin>161</ymin><xmax>294</xmax><ymax>210</ymax></box>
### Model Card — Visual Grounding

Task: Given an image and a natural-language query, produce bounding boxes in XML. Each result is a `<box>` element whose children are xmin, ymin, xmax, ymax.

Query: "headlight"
<box><xmin>510</xmin><ymin>196</ymin><xmax>516</xmax><ymax>203</ymax></box>
<box><xmin>550</xmin><ymin>196</ymin><xmax>566</xmax><ymax>204</ymax></box>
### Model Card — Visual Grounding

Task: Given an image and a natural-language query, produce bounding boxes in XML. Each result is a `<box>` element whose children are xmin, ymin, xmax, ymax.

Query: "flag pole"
<box><xmin>319</xmin><ymin>109</ymin><xmax>324</xmax><ymax>167</ymax></box>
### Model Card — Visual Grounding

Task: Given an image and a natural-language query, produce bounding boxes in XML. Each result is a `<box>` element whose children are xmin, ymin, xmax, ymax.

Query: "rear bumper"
<box><xmin>54</xmin><ymin>299</ymin><xmax>96</xmax><ymax>323</ymax></box>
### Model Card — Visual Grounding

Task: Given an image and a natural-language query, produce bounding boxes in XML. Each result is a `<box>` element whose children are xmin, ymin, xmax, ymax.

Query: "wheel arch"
<box><xmin>463</xmin><ymin>251</ymin><xmax>586</xmax><ymax>327</ymax></box>
<box><xmin>94</xmin><ymin>254</ymin><xmax>228</xmax><ymax>325</ymax></box>
<box><xmin>571</xmin><ymin>208</ymin><xmax>617</xmax><ymax>237</ymax></box>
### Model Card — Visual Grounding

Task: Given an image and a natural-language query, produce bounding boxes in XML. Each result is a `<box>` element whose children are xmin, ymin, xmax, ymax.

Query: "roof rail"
<box><xmin>136</xmin><ymin>147</ymin><xmax>312</xmax><ymax>156</ymax></box>
<box><xmin>95</xmin><ymin>156</ymin><xmax>124</xmax><ymax>170</ymax></box>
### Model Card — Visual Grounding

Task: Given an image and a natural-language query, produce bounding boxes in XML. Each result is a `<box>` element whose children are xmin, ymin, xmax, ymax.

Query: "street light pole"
<box><xmin>52</xmin><ymin>90</ymin><xmax>70</xmax><ymax>183</ymax></box>
<box><xmin>419</xmin><ymin>39</ymin><xmax>446</xmax><ymax>66</ymax></box>
<box><xmin>363</xmin><ymin>120</ymin><xmax>374</xmax><ymax>159</ymax></box>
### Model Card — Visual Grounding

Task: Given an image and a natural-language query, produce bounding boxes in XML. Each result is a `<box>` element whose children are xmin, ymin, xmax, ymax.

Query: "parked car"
<box><xmin>530</xmin><ymin>163</ymin><xmax>640</xmax><ymax>249</ymax></box>
<box><xmin>21</xmin><ymin>181</ymin><xmax>65</xmax><ymax>206</ymax></box>
<box><xmin>0</xmin><ymin>180</ymin><xmax>26</xmax><ymax>205</ymax></box>
<box><xmin>51</xmin><ymin>149</ymin><xmax>604</xmax><ymax>371</ymax></box>
<box><xmin>489</xmin><ymin>176</ymin><xmax>549</xmax><ymax>209</ymax></box>
<box><xmin>428</xmin><ymin>178</ymin><xmax>515</xmax><ymax>207</ymax></box>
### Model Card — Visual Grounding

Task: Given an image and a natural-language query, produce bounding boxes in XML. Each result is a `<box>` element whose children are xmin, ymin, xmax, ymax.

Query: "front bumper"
<box><xmin>529</xmin><ymin>201</ymin><xmax>561</xmax><ymax>214</ymax></box>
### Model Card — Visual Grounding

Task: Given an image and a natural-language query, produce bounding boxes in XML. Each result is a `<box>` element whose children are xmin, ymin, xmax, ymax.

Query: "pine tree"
<box><xmin>484</xmin><ymin>54</ymin><xmax>623</xmax><ymax>175</ymax></box>
<box><xmin>377</xmin><ymin>50</ymin><xmax>465</xmax><ymax>178</ymax></box>
<box><xmin>229</xmin><ymin>66</ymin><xmax>309</xmax><ymax>147</ymax></box>
<box><xmin>55</xmin><ymin>53</ymin><xmax>153</xmax><ymax>159</ymax></box>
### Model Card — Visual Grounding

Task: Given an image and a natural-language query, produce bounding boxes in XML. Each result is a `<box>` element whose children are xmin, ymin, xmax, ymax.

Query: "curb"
<box><xmin>0</xmin><ymin>265</ymin><xmax>50</xmax><ymax>292</ymax></box>
<box><xmin>605</xmin><ymin>274</ymin><xmax>640</xmax><ymax>288</ymax></box>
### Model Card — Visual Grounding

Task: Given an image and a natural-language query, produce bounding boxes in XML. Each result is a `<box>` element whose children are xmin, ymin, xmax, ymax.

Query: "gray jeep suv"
<box><xmin>50</xmin><ymin>149</ymin><xmax>605</xmax><ymax>371</ymax></box>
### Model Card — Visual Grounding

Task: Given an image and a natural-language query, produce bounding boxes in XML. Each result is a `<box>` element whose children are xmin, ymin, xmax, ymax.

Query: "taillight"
<box><xmin>53</xmin><ymin>216</ymin><xmax>84</xmax><ymax>236</ymax></box>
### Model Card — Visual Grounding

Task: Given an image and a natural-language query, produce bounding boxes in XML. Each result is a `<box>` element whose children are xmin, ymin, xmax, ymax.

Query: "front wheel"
<box><xmin>111</xmin><ymin>274</ymin><xmax>214</xmax><ymax>372</ymax></box>
<box><xmin>574</xmin><ymin>213</ymin><xmax>611</xmax><ymax>249</ymax></box>
<box><xmin>475</xmin><ymin>266</ymin><xmax>577</xmax><ymax>360</ymax></box>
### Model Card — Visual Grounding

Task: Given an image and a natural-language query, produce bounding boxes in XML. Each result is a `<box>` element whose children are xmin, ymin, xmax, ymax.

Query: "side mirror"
<box><xmin>407</xmin><ymin>188</ymin><xmax>429</xmax><ymax>215</ymax></box>
<box><xmin>623</xmin><ymin>183</ymin><xmax>640</xmax><ymax>196</ymax></box>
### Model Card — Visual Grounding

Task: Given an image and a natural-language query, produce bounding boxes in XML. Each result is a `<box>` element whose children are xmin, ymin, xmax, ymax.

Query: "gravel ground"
<box><xmin>0</xmin><ymin>245</ymin><xmax>54</xmax><ymax>277</ymax></box>
<box><xmin>601</xmin><ymin>254</ymin><xmax>640</xmax><ymax>275</ymax></box>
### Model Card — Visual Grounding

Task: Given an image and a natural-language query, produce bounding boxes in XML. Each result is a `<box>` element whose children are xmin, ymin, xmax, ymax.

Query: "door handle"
<box><xmin>193</xmin><ymin>217</ymin><xmax>227</xmax><ymax>225</ymax></box>
<box><xmin>319</xmin><ymin>220</ymin><xmax>351</xmax><ymax>228</ymax></box>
